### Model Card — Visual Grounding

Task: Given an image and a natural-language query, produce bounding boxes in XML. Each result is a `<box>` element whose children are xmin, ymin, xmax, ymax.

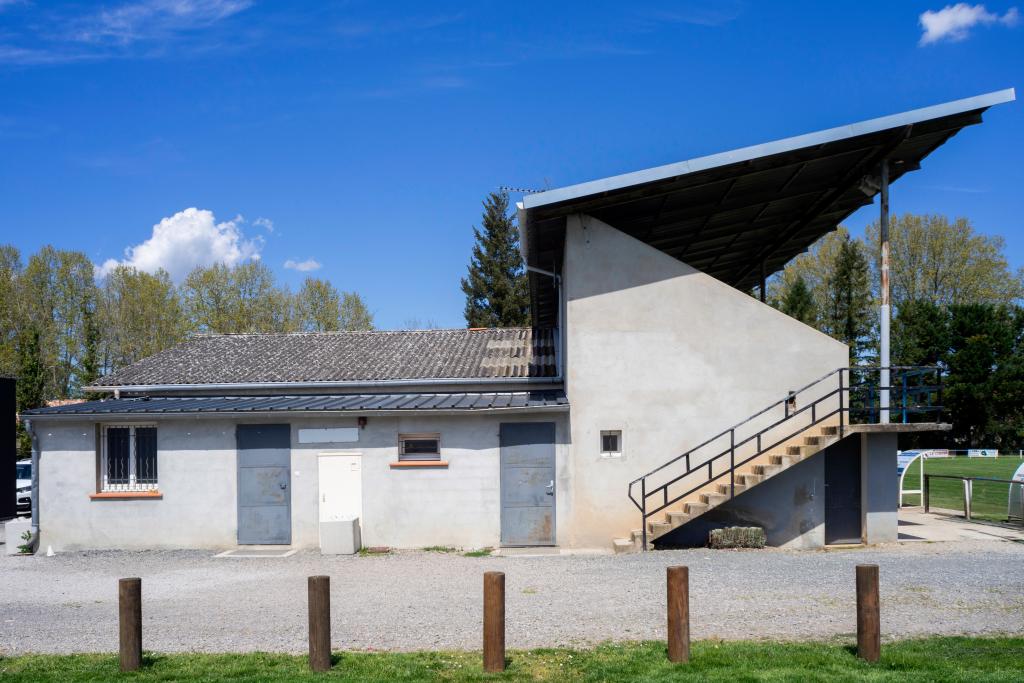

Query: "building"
<box><xmin>22</xmin><ymin>89</ymin><xmax>1012</xmax><ymax>552</ymax></box>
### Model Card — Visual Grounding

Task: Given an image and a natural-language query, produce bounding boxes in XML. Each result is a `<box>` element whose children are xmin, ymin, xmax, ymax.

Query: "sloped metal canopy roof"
<box><xmin>23</xmin><ymin>391</ymin><xmax>569</xmax><ymax>418</ymax></box>
<box><xmin>519</xmin><ymin>89</ymin><xmax>1015</xmax><ymax>327</ymax></box>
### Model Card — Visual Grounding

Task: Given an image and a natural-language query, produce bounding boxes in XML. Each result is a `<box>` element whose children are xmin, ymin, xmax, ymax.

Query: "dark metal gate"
<box><xmin>236</xmin><ymin>424</ymin><xmax>292</xmax><ymax>545</ymax></box>
<box><xmin>500</xmin><ymin>422</ymin><xmax>556</xmax><ymax>546</ymax></box>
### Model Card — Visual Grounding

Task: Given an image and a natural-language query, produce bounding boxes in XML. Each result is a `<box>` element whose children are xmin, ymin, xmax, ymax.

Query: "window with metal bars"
<box><xmin>100</xmin><ymin>425</ymin><xmax>159</xmax><ymax>492</ymax></box>
<box><xmin>398</xmin><ymin>433</ymin><xmax>441</xmax><ymax>461</ymax></box>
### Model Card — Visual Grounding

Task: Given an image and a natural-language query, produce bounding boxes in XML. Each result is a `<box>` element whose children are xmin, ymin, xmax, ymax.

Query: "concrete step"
<box><xmin>700</xmin><ymin>492</ymin><xmax>729</xmax><ymax>507</ymax></box>
<box><xmin>755</xmin><ymin>463</ymin><xmax>784</xmax><ymax>477</ymax></box>
<box><xmin>716</xmin><ymin>483</ymin><xmax>746</xmax><ymax>496</ymax></box>
<box><xmin>821</xmin><ymin>425</ymin><xmax>839</xmax><ymax>436</ymax></box>
<box><xmin>804</xmin><ymin>435</ymin><xmax>822</xmax><ymax>446</ymax></box>
<box><xmin>685</xmin><ymin>502</ymin><xmax>709</xmax><ymax>516</ymax></box>
<box><xmin>649</xmin><ymin>520</ymin><xmax>673</xmax><ymax>536</ymax></box>
<box><xmin>786</xmin><ymin>445</ymin><xmax>802</xmax><ymax>456</ymax></box>
<box><xmin>740</xmin><ymin>473</ymin><xmax>766</xmax><ymax>486</ymax></box>
<box><xmin>612</xmin><ymin>538</ymin><xmax>635</xmax><ymax>554</ymax></box>
<box><xmin>667</xmin><ymin>511</ymin><xmax>692</xmax><ymax>526</ymax></box>
<box><xmin>769</xmin><ymin>454</ymin><xmax>793</xmax><ymax>467</ymax></box>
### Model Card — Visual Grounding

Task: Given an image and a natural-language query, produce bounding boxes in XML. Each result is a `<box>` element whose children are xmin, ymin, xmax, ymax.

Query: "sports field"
<box><xmin>901</xmin><ymin>456</ymin><xmax>1024</xmax><ymax>522</ymax></box>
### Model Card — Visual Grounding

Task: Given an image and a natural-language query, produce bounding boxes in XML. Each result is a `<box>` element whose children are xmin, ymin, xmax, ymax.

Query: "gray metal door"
<box><xmin>237</xmin><ymin>424</ymin><xmax>291</xmax><ymax>545</ymax></box>
<box><xmin>500</xmin><ymin>422</ymin><xmax>556</xmax><ymax>546</ymax></box>
<box><xmin>825</xmin><ymin>440</ymin><xmax>862</xmax><ymax>545</ymax></box>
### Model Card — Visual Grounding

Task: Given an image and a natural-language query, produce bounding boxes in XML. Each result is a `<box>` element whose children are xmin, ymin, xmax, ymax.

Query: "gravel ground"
<box><xmin>2</xmin><ymin>541</ymin><xmax>1023</xmax><ymax>654</ymax></box>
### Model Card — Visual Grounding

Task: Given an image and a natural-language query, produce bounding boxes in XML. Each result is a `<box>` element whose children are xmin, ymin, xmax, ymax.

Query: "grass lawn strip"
<box><xmin>2</xmin><ymin>637</ymin><xmax>1023</xmax><ymax>682</ymax></box>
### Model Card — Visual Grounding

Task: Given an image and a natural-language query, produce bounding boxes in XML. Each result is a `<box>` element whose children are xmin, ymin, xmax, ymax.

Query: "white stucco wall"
<box><xmin>562</xmin><ymin>214</ymin><xmax>850</xmax><ymax>547</ymax></box>
<box><xmin>36</xmin><ymin>411</ymin><xmax>568</xmax><ymax>551</ymax></box>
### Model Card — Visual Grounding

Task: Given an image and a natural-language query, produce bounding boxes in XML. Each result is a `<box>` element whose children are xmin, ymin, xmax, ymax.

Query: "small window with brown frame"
<box><xmin>398</xmin><ymin>433</ymin><xmax>441</xmax><ymax>462</ymax></box>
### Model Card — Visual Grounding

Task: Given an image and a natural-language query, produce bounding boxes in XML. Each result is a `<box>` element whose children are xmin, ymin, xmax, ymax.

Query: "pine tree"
<box><xmin>16</xmin><ymin>326</ymin><xmax>45</xmax><ymax>457</ymax></box>
<box><xmin>780</xmin><ymin>275</ymin><xmax>816</xmax><ymax>325</ymax></box>
<box><xmin>460</xmin><ymin>191</ymin><xmax>530</xmax><ymax>328</ymax></box>
<box><xmin>824</xmin><ymin>236</ymin><xmax>873</xmax><ymax>362</ymax></box>
<box><xmin>79</xmin><ymin>300</ymin><xmax>102</xmax><ymax>399</ymax></box>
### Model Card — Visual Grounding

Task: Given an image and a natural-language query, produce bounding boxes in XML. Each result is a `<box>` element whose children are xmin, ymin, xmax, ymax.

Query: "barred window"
<box><xmin>101</xmin><ymin>425</ymin><xmax>158</xmax><ymax>492</ymax></box>
<box><xmin>398</xmin><ymin>433</ymin><xmax>441</xmax><ymax>462</ymax></box>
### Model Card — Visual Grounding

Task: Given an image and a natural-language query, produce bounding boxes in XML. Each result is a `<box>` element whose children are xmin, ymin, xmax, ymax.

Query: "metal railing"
<box><xmin>628</xmin><ymin>366</ymin><xmax>943</xmax><ymax>550</ymax></box>
<box><xmin>924</xmin><ymin>474</ymin><xmax>1024</xmax><ymax>525</ymax></box>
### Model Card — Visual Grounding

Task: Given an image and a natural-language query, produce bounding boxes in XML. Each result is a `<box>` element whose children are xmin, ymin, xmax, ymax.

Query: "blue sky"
<box><xmin>1</xmin><ymin>1</ymin><xmax>1021</xmax><ymax>329</ymax></box>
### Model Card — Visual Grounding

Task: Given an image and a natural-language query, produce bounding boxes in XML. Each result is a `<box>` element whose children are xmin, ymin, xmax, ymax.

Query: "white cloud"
<box><xmin>919</xmin><ymin>3</ymin><xmax>1020</xmax><ymax>45</ymax></box>
<box><xmin>71</xmin><ymin>0</ymin><xmax>252</xmax><ymax>45</ymax></box>
<box><xmin>253</xmin><ymin>217</ymin><xmax>274</xmax><ymax>233</ymax></box>
<box><xmin>97</xmin><ymin>207</ymin><xmax>263</xmax><ymax>281</ymax></box>
<box><xmin>284</xmin><ymin>258</ymin><xmax>322</xmax><ymax>272</ymax></box>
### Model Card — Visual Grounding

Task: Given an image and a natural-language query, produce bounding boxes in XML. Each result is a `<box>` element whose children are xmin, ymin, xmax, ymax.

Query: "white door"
<box><xmin>318</xmin><ymin>453</ymin><xmax>362</xmax><ymax>524</ymax></box>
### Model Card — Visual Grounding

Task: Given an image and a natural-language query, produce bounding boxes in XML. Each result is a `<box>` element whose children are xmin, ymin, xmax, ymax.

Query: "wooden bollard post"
<box><xmin>118</xmin><ymin>577</ymin><xmax>142</xmax><ymax>672</ymax></box>
<box><xmin>308</xmin><ymin>575</ymin><xmax>331</xmax><ymax>672</ymax></box>
<box><xmin>667</xmin><ymin>566</ymin><xmax>690</xmax><ymax>663</ymax></box>
<box><xmin>856</xmin><ymin>564</ymin><xmax>880</xmax><ymax>663</ymax></box>
<box><xmin>483</xmin><ymin>571</ymin><xmax>505</xmax><ymax>672</ymax></box>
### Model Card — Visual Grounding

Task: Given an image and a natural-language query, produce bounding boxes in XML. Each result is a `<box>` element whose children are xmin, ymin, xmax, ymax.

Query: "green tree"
<box><xmin>892</xmin><ymin>300</ymin><xmax>949</xmax><ymax>367</ymax></box>
<box><xmin>21</xmin><ymin>246</ymin><xmax>97</xmax><ymax>398</ymax></box>
<box><xmin>0</xmin><ymin>245</ymin><xmax>22</xmax><ymax>378</ymax></box>
<box><xmin>181</xmin><ymin>261</ymin><xmax>296</xmax><ymax>334</ymax></box>
<box><xmin>339</xmin><ymin>292</ymin><xmax>373</xmax><ymax>331</ymax></box>
<box><xmin>944</xmin><ymin>304</ymin><xmax>1024</xmax><ymax>449</ymax></box>
<box><xmin>768</xmin><ymin>228</ymin><xmax>851</xmax><ymax>325</ymax></box>
<box><xmin>822</xmin><ymin>235</ymin><xmax>873</xmax><ymax>362</ymax></box>
<box><xmin>99</xmin><ymin>266</ymin><xmax>186</xmax><ymax>371</ymax></box>
<box><xmin>15</xmin><ymin>326</ymin><xmax>45</xmax><ymax>457</ymax></box>
<box><xmin>461</xmin><ymin>190</ymin><xmax>530</xmax><ymax>328</ymax></box>
<box><xmin>778</xmin><ymin>275</ymin><xmax>816</xmax><ymax>326</ymax></box>
<box><xmin>80</xmin><ymin>301</ymin><xmax>101</xmax><ymax>398</ymax></box>
<box><xmin>296</xmin><ymin>278</ymin><xmax>341</xmax><ymax>331</ymax></box>
<box><xmin>865</xmin><ymin>214</ymin><xmax>1023</xmax><ymax>307</ymax></box>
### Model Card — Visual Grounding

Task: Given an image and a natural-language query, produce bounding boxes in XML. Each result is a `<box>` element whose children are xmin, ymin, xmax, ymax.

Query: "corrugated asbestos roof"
<box><xmin>89</xmin><ymin>328</ymin><xmax>557</xmax><ymax>388</ymax></box>
<box><xmin>22</xmin><ymin>391</ymin><xmax>569</xmax><ymax>417</ymax></box>
<box><xmin>519</xmin><ymin>89</ymin><xmax>1015</xmax><ymax>327</ymax></box>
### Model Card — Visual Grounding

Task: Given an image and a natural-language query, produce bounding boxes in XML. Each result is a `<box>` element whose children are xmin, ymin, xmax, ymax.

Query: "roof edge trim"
<box><xmin>84</xmin><ymin>376</ymin><xmax>564</xmax><ymax>393</ymax></box>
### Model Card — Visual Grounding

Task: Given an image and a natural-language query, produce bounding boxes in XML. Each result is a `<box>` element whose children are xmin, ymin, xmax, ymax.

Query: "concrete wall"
<box><xmin>561</xmin><ymin>214</ymin><xmax>850</xmax><ymax>547</ymax></box>
<box><xmin>36</xmin><ymin>411</ymin><xmax>568</xmax><ymax>551</ymax></box>
<box><xmin>862</xmin><ymin>432</ymin><xmax>899</xmax><ymax>543</ymax></box>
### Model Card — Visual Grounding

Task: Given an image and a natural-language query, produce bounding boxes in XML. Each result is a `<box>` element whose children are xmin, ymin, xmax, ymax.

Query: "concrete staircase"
<box><xmin>612</xmin><ymin>423</ymin><xmax>841</xmax><ymax>553</ymax></box>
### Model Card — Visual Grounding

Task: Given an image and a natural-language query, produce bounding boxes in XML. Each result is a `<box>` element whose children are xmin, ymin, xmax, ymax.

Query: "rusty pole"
<box><xmin>879</xmin><ymin>160</ymin><xmax>891</xmax><ymax>424</ymax></box>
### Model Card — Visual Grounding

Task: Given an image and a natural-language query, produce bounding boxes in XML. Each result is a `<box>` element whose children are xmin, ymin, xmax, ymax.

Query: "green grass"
<box><xmin>901</xmin><ymin>456</ymin><xmax>1024</xmax><ymax>521</ymax></box>
<box><xmin>422</xmin><ymin>546</ymin><xmax>458</xmax><ymax>553</ymax></box>
<box><xmin>463</xmin><ymin>547</ymin><xmax>493</xmax><ymax>557</ymax></box>
<box><xmin>2</xmin><ymin>638</ymin><xmax>1023</xmax><ymax>682</ymax></box>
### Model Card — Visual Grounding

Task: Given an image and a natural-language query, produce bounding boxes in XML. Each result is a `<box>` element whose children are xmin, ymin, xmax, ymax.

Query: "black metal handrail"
<box><xmin>628</xmin><ymin>366</ymin><xmax>943</xmax><ymax>550</ymax></box>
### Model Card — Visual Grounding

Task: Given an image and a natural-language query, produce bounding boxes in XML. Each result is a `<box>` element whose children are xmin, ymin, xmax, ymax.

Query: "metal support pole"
<box><xmin>879</xmin><ymin>161</ymin><xmax>891</xmax><ymax>424</ymax></box>
<box><xmin>963</xmin><ymin>478</ymin><xmax>972</xmax><ymax>521</ymax></box>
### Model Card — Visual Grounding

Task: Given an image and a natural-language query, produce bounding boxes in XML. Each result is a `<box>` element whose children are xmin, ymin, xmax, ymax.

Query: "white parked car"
<box><xmin>16</xmin><ymin>459</ymin><xmax>31</xmax><ymax>515</ymax></box>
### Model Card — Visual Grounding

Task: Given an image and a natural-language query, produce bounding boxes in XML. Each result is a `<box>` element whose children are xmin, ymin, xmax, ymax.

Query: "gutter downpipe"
<box><xmin>526</xmin><ymin>265</ymin><xmax>563</xmax><ymax>380</ymax></box>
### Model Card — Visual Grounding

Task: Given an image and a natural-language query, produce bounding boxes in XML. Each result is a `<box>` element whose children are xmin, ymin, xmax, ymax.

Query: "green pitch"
<box><xmin>902</xmin><ymin>456</ymin><xmax>1024</xmax><ymax>522</ymax></box>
